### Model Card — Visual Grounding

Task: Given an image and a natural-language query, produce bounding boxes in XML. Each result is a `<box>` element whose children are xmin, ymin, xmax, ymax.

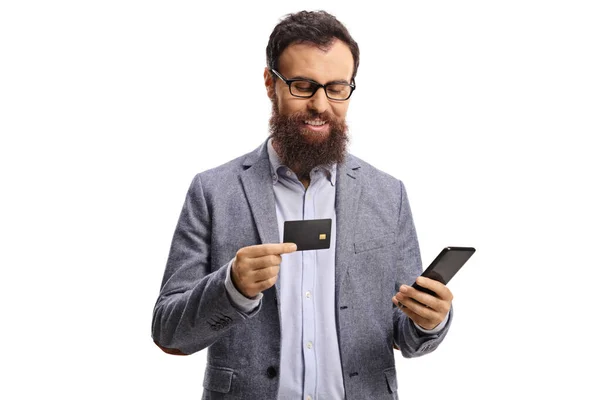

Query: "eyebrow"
<box><xmin>290</xmin><ymin>75</ymin><xmax>351</xmax><ymax>85</ymax></box>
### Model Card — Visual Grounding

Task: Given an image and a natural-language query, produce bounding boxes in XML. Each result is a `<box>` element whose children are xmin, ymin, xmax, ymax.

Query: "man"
<box><xmin>152</xmin><ymin>10</ymin><xmax>453</xmax><ymax>400</ymax></box>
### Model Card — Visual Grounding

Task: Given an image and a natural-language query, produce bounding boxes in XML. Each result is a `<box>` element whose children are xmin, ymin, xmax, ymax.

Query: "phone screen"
<box><xmin>413</xmin><ymin>247</ymin><xmax>475</xmax><ymax>296</ymax></box>
<box><xmin>424</xmin><ymin>247</ymin><xmax>475</xmax><ymax>284</ymax></box>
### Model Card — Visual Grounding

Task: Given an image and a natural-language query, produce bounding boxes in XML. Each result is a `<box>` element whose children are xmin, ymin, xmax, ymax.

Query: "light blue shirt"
<box><xmin>268</xmin><ymin>139</ymin><xmax>343</xmax><ymax>399</ymax></box>
<box><xmin>225</xmin><ymin>138</ymin><xmax>447</xmax><ymax>399</ymax></box>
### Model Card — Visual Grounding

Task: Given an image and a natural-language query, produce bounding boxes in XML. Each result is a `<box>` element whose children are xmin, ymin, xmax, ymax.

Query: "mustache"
<box><xmin>287</xmin><ymin>110</ymin><xmax>336</xmax><ymax>123</ymax></box>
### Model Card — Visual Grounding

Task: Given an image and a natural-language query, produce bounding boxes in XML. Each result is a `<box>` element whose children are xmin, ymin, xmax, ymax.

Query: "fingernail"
<box><xmin>288</xmin><ymin>243</ymin><xmax>297</xmax><ymax>251</ymax></box>
<box><xmin>400</xmin><ymin>285</ymin><xmax>408</xmax><ymax>293</ymax></box>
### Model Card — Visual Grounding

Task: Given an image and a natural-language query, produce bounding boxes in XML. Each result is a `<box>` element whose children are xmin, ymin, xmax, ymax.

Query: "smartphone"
<box><xmin>412</xmin><ymin>246</ymin><xmax>476</xmax><ymax>297</ymax></box>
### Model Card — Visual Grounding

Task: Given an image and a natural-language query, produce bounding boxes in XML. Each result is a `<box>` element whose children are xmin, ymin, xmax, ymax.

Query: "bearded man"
<box><xmin>152</xmin><ymin>10</ymin><xmax>454</xmax><ymax>400</ymax></box>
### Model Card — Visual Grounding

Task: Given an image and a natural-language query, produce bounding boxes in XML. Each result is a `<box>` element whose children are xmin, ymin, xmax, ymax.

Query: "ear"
<box><xmin>264</xmin><ymin>67</ymin><xmax>276</xmax><ymax>100</ymax></box>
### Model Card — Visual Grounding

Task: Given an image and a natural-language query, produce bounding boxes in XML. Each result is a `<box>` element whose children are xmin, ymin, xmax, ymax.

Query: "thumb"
<box><xmin>282</xmin><ymin>242</ymin><xmax>298</xmax><ymax>253</ymax></box>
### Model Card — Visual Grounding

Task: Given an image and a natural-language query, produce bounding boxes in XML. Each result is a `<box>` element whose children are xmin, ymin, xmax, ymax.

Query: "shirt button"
<box><xmin>307</xmin><ymin>341</ymin><xmax>313</xmax><ymax>349</ymax></box>
<box><xmin>266</xmin><ymin>366</ymin><xmax>277</xmax><ymax>379</ymax></box>
<box><xmin>305</xmin><ymin>291</ymin><xmax>311</xmax><ymax>299</ymax></box>
<box><xmin>307</xmin><ymin>396</ymin><xmax>313</xmax><ymax>400</ymax></box>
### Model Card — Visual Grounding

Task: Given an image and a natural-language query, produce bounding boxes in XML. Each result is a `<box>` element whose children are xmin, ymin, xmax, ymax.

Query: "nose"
<box><xmin>307</xmin><ymin>87</ymin><xmax>329</xmax><ymax>114</ymax></box>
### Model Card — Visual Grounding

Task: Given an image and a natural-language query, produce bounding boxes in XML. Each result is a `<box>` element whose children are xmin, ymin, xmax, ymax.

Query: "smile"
<box><xmin>304</xmin><ymin>120</ymin><xmax>327</xmax><ymax>126</ymax></box>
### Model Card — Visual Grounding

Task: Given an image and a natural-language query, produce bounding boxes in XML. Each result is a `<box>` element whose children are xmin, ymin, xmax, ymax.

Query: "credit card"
<box><xmin>283</xmin><ymin>219</ymin><xmax>332</xmax><ymax>251</ymax></box>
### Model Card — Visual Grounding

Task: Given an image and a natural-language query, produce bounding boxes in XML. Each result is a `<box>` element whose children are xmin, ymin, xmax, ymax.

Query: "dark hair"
<box><xmin>266</xmin><ymin>10</ymin><xmax>360</xmax><ymax>81</ymax></box>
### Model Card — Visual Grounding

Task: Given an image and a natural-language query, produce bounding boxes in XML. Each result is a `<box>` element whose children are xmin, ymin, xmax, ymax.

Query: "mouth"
<box><xmin>302</xmin><ymin>119</ymin><xmax>329</xmax><ymax>133</ymax></box>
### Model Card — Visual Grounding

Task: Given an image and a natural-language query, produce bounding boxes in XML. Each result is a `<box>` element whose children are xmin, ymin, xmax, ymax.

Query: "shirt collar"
<box><xmin>267</xmin><ymin>138</ymin><xmax>337</xmax><ymax>186</ymax></box>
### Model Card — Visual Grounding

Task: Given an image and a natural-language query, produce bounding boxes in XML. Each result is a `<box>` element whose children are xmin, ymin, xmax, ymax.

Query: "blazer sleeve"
<box><xmin>151</xmin><ymin>174</ymin><xmax>261</xmax><ymax>355</ymax></box>
<box><xmin>392</xmin><ymin>180</ymin><xmax>453</xmax><ymax>358</ymax></box>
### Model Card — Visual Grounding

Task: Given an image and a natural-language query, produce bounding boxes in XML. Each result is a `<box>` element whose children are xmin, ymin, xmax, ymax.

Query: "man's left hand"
<box><xmin>392</xmin><ymin>277</ymin><xmax>453</xmax><ymax>330</ymax></box>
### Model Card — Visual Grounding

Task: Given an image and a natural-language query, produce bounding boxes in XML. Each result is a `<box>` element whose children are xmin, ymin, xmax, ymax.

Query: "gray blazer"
<box><xmin>152</xmin><ymin>141</ymin><xmax>452</xmax><ymax>399</ymax></box>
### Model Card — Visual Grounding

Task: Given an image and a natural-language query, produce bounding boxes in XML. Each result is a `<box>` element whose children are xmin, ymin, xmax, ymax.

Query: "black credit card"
<box><xmin>283</xmin><ymin>219</ymin><xmax>332</xmax><ymax>251</ymax></box>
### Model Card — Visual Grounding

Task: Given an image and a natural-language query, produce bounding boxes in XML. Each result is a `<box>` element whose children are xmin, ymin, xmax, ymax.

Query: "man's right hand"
<box><xmin>231</xmin><ymin>243</ymin><xmax>297</xmax><ymax>298</ymax></box>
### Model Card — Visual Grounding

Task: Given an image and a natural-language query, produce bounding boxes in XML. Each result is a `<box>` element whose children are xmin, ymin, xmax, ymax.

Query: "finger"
<box><xmin>238</xmin><ymin>243</ymin><xmax>297</xmax><ymax>258</ymax></box>
<box><xmin>415</xmin><ymin>277</ymin><xmax>453</xmax><ymax>302</ymax></box>
<box><xmin>280</xmin><ymin>242</ymin><xmax>298</xmax><ymax>254</ymax></box>
<box><xmin>253</xmin><ymin>274</ymin><xmax>279</xmax><ymax>291</ymax></box>
<box><xmin>238</xmin><ymin>274</ymin><xmax>279</xmax><ymax>298</ymax></box>
<box><xmin>399</xmin><ymin>305</ymin><xmax>439</xmax><ymax>331</ymax></box>
<box><xmin>232</xmin><ymin>264</ymin><xmax>279</xmax><ymax>296</ymax></box>
<box><xmin>250</xmin><ymin>265</ymin><xmax>280</xmax><ymax>282</ymax></box>
<box><xmin>395</xmin><ymin>291</ymin><xmax>438</xmax><ymax>320</ymax></box>
<box><xmin>240</xmin><ymin>254</ymin><xmax>282</xmax><ymax>271</ymax></box>
<box><xmin>399</xmin><ymin>285</ymin><xmax>444</xmax><ymax>311</ymax></box>
<box><xmin>392</xmin><ymin>296</ymin><xmax>406</xmax><ymax>310</ymax></box>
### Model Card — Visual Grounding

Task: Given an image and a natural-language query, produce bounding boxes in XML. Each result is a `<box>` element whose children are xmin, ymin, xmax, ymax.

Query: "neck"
<box><xmin>300</xmin><ymin>177</ymin><xmax>310</xmax><ymax>190</ymax></box>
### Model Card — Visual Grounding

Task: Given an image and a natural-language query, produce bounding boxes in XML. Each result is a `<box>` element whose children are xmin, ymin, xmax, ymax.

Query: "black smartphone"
<box><xmin>412</xmin><ymin>246</ymin><xmax>476</xmax><ymax>297</ymax></box>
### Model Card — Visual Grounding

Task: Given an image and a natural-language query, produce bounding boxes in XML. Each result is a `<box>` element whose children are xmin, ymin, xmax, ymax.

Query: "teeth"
<box><xmin>304</xmin><ymin>120</ymin><xmax>326</xmax><ymax>126</ymax></box>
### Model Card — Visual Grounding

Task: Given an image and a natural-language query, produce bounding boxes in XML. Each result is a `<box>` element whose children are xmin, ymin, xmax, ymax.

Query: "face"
<box><xmin>264</xmin><ymin>39</ymin><xmax>354</xmax><ymax>178</ymax></box>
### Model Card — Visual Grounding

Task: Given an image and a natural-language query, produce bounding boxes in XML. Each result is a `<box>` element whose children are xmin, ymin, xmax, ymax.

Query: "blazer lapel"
<box><xmin>240</xmin><ymin>141</ymin><xmax>280</xmax><ymax>246</ymax></box>
<box><xmin>334</xmin><ymin>155</ymin><xmax>362</xmax><ymax>303</ymax></box>
<box><xmin>240</xmin><ymin>141</ymin><xmax>282</xmax><ymax>317</ymax></box>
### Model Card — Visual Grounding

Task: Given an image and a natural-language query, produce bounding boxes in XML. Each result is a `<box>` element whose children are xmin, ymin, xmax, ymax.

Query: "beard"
<box><xmin>269</xmin><ymin>102</ymin><xmax>349</xmax><ymax>180</ymax></box>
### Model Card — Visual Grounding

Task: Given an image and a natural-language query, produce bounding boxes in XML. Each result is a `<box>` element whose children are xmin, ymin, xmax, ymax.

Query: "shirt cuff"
<box><xmin>414</xmin><ymin>310</ymin><xmax>449</xmax><ymax>335</ymax></box>
<box><xmin>224</xmin><ymin>258</ymin><xmax>263</xmax><ymax>313</ymax></box>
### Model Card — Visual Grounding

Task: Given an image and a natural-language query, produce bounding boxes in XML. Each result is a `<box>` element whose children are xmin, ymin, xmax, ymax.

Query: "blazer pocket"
<box><xmin>203</xmin><ymin>365</ymin><xmax>234</xmax><ymax>393</ymax></box>
<box><xmin>354</xmin><ymin>233</ymin><xmax>396</xmax><ymax>254</ymax></box>
<box><xmin>383</xmin><ymin>367</ymin><xmax>398</xmax><ymax>393</ymax></box>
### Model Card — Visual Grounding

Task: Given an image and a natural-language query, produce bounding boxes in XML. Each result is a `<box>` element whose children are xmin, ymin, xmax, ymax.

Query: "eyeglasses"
<box><xmin>271</xmin><ymin>69</ymin><xmax>356</xmax><ymax>101</ymax></box>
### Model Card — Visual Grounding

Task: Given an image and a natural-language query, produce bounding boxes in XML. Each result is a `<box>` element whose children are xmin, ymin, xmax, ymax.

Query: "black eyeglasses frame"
<box><xmin>270</xmin><ymin>69</ymin><xmax>356</xmax><ymax>101</ymax></box>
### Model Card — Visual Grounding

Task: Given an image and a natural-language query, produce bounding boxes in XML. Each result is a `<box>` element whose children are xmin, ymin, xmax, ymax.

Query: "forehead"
<box><xmin>278</xmin><ymin>39</ymin><xmax>354</xmax><ymax>82</ymax></box>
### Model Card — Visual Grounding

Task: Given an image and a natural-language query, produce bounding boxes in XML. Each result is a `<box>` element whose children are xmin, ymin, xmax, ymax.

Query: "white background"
<box><xmin>1</xmin><ymin>1</ymin><xmax>599</xmax><ymax>399</ymax></box>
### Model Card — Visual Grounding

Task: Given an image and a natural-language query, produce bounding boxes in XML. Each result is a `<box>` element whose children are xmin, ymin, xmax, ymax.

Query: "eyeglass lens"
<box><xmin>290</xmin><ymin>81</ymin><xmax>352</xmax><ymax>100</ymax></box>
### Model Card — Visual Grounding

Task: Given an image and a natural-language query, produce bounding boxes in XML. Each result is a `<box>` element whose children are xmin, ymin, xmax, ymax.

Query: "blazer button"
<box><xmin>266</xmin><ymin>366</ymin><xmax>278</xmax><ymax>379</ymax></box>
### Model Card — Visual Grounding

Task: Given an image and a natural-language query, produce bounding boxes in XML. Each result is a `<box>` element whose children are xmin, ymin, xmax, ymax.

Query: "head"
<box><xmin>264</xmin><ymin>11</ymin><xmax>360</xmax><ymax>179</ymax></box>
